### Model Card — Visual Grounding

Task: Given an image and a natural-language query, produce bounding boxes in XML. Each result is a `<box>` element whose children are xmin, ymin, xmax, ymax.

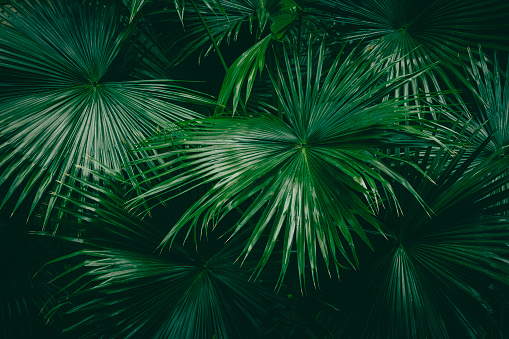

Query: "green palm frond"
<box><xmin>0</xmin><ymin>0</ymin><xmax>210</xmax><ymax>222</ymax></box>
<box><xmin>49</xmin><ymin>248</ymin><xmax>275</xmax><ymax>338</ymax></box>
<box><xmin>314</xmin><ymin>0</ymin><xmax>509</xmax><ymax>102</ymax></box>
<box><xmin>328</xmin><ymin>137</ymin><xmax>509</xmax><ymax>338</ymax></box>
<box><xmin>125</xmin><ymin>0</ymin><xmax>150</xmax><ymax>22</ymax></box>
<box><xmin>128</xmin><ymin>43</ymin><xmax>444</xmax><ymax>288</ymax></box>
<box><xmin>218</xmin><ymin>34</ymin><xmax>273</xmax><ymax>112</ymax></box>
<box><xmin>39</xmin><ymin>167</ymin><xmax>278</xmax><ymax>339</ymax></box>
<box><xmin>437</xmin><ymin>48</ymin><xmax>509</xmax><ymax>170</ymax></box>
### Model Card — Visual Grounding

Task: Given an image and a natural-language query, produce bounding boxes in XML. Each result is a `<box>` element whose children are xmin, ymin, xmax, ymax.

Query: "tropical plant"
<box><xmin>128</xmin><ymin>43</ymin><xmax>447</xmax><ymax>288</ymax></box>
<box><xmin>1</xmin><ymin>0</ymin><xmax>509</xmax><ymax>338</ymax></box>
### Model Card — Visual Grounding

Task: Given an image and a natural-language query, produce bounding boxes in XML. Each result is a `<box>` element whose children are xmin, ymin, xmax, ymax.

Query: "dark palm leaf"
<box><xmin>314</xmin><ymin>0</ymin><xmax>509</xmax><ymax>103</ymax></box>
<box><xmin>38</xmin><ymin>167</ymin><xmax>278</xmax><ymax>339</ymax></box>
<box><xmin>128</xmin><ymin>43</ymin><xmax>444</xmax><ymax>288</ymax></box>
<box><xmin>328</xmin><ymin>136</ymin><xmax>509</xmax><ymax>338</ymax></box>
<box><xmin>125</xmin><ymin>0</ymin><xmax>150</xmax><ymax>22</ymax></box>
<box><xmin>0</xmin><ymin>0</ymin><xmax>209</xmax><ymax>222</ymax></box>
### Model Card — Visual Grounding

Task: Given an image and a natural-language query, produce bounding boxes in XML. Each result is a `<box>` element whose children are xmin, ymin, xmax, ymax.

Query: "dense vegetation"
<box><xmin>1</xmin><ymin>0</ymin><xmax>509</xmax><ymax>337</ymax></box>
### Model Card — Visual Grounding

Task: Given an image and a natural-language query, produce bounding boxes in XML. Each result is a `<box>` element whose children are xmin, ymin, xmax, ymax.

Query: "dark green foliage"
<box><xmin>39</xmin><ymin>168</ymin><xmax>279</xmax><ymax>338</ymax></box>
<box><xmin>0</xmin><ymin>220</ymin><xmax>67</xmax><ymax>338</ymax></box>
<box><xmin>325</xmin><ymin>139</ymin><xmax>509</xmax><ymax>338</ymax></box>
<box><xmin>1</xmin><ymin>0</ymin><xmax>509</xmax><ymax>338</ymax></box>
<box><xmin>314</xmin><ymin>0</ymin><xmax>509</xmax><ymax>100</ymax></box>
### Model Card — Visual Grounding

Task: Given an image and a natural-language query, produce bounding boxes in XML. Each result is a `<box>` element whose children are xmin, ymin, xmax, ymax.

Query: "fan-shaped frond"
<box><xmin>38</xmin><ymin>167</ymin><xmax>278</xmax><ymax>339</ymax></box>
<box><xmin>329</xmin><ymin>137</ymin><xmax>509</xmax><ymax>338</ymax></box>
<box><xmin>314</xmin><ymin>0</ymin><xmax>509</xmax><ymax>103</ymax></box>
<box><xmin>0</xmin><ymin>0</ymin><xmax>210</xmax><ymax>221</ymax></box>
<box><xmin>128</xmin><ymin>43</ymin><xmax>443</xmax><ymax>288</ymax></box>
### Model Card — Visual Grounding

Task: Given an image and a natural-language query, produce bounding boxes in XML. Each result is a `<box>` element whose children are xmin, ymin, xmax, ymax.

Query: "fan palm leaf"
<box><xmin>128</xmin><ymin>43</ymin><xmax>444</xmax><ymax>287</ymax></box>
<box><xmin>0</xmin><ymin>0</ymin><xmax>209</xmax><ymax>222</ymax></box>
<box><xmin>327</xmin><ymin>135</ymin><xmax>509</xmax><ymax>338</ymax></box>
<box><xmin>38</xmin><ymin>167</ymin><xmax>278</xmax><ymax>339</ymax></box>
<box><xmin>314</xmin><ymin>0</ymin><xmax>509</xmax><ymax>104</ymax></box>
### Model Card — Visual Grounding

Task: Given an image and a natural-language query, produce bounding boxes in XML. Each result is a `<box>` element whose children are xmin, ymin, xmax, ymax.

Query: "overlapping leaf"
<box><xmin>461</xmin><ymin>48</ymin><xmax>509</xmax><ymax>155</ymax></box>
<box><xmin>218</xmin><ymin>34</ymin><xmax>273</xmax><ymax>112</ymax></box>
<box><xmin>315</xmin><ymin>0</ymin><xmax>509</xmax><ymax>103</ymax></box>
<box><xmin>170</xmin><ymin>0</ymin><xmax>282</xmax><ymax>63</ymax></box>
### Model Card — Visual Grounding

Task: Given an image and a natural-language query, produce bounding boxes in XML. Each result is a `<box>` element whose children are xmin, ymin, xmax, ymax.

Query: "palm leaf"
<box><xmin>218</xmin><ymin>34</ymin><xmax>273</xmax><ymax>113</ymax></box>
<box><xmin>0</xmin><ymin>0</ymin><xmax>210</xmax><ymax>222</ymax></box>
<box><xmin>128</xmin><ymin>43</ymin><xmax>443</xmax><ymax>288</ymax></box>
<box><xmin>328</xmin><ymin>136</ymin><xmax>509</xmax><ymax>338</ymax></box>
<box><xmin>437</xmin><ymin>48</ymin><xmax>509</xmax><ymax>172</ymax></box>
<box><xmin>462</xmin><ymin>48</ymin><xmax>509</xmax><ymax>155</ymax></box>
<box><xmin>38</xmin><ymin>167</ymin><xmax>278</xmax><ymax>339</ymax></box>
<box><xmin>314</xmin><ymin>0</ymin><xmax>509</xmax><ymax>104</ymax></box>
<box><xmin>125</xmin><ymin>0</ymin><xmax>150</xmax><ymax>22</ymax></box>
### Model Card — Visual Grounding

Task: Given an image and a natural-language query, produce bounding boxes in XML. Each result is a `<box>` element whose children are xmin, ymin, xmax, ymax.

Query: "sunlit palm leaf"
<box><xmin>39</xmin><ymin>167</ymin><xmax>277</xmax><ymax>339</ymax></box>
<box><xmin>0</xmin><ymin>0</ymin><xmax>208</xmax><ymax>221</ymax></box>
<box><xmin>128</xmin><ymin>43</ymin><xmax>442</xmax><ymax>288</ymax></box>
<box><xmin>329</xmin><ymin>136</ymin><xmax>509</xmax><ymax>338</ymax></box>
